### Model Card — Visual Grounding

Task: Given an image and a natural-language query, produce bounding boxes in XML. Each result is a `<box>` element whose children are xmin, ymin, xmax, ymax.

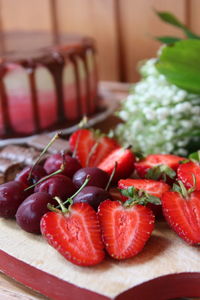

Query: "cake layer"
<box><xmin>0</xmin><ymin>32</ymin><xmax>98</xmax><ymax>138</ymax></box>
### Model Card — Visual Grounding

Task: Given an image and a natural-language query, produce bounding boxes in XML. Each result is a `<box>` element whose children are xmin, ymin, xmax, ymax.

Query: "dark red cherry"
<box><xmin>15</xmin><ymin>165</ymin><xmax>47</xmax><ymax>188</ymax></box>
<box><xmin>44</xmin><ymin>153</ymin><xmax>81</xmax><ymax>178</ymax></box>
<box><xmin>34</xmin><ymin>174</ymin><xmax>76</xmax><ymax>201</ymax></box>
<box><xmin>73</xmin><ymin>167</ymin><xmax>109</xmax><ymax>189</ymax></box>
<box><xmin>73</xmin><ymin>186</ymin><xmax>110</xmax><ymax>210</ymax></box>
<box><xmin>0</xmin><ymin>181</ymin><xmax>26</xmax><ymax>218</ymax></box>
<box><xmin>16</xmin><ymin>192</ymin><xmax>53</xmax><ymax>234</ymax></box>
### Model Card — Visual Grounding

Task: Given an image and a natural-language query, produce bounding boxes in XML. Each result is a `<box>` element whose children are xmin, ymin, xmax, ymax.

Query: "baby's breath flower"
<box><xmin>114</xmin><ymin>58</ymin><xmax>200</xmax><ymax>155</ymax></box>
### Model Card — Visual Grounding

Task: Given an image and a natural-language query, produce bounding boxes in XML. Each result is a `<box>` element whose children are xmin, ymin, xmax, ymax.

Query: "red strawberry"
<box><xmin>69</xmin><ymin>129</ymin><xmax>119</xmax><ymax>167</ymax></box>
<box><xmin>118</xmin><ymin>179</ymin><xmax>170</xmax><ymax>198</ymax></box>
<box><xmin>118</xmin><ymin>179</ymin><xmax>170</xmax><ymax>218</ymax></box>
<box><xmin>40</xmin><ymin>202</ymin><xmax>105</xmax><ymax>266</ymax></box>
<box><xmin>177</xmin><ymin>161</ymin><xmax>200</xmax><ymax>190</ymax></box>
<box><xmin>98</xmin><ymin>200</ymin><xmax>154</xmax><ymax>259</ymax></box>
<box><xmin>162</xmin><ymin>187</ymin><xmax>200</xmax><ymax>245</ymax></box>
<box><xmin>98</xmin><ymin>147</ymin><xmax>135</xmax><ymax>181</ymax></box>
<box><xmin>135</xmin><ymin>154</ymin><xmax>184</xmax><ymax>178</ymax></box>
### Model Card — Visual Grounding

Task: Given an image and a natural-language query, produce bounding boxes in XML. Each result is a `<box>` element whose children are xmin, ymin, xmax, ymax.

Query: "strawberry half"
<box><xmin>162</xmin><ymin>187</ymin><xmax>200</xmax><ymax>245</ymax></box>
<box><xmin>41</xmin><ymin>202</ymin><xmax>105</xmax><ymax>266</ymax></box>
<box><xmin>118</xmin><ymin>179</ymin><xmax>170</xmax><ymax>217</ymax></box>
<box><xmin>135</xmin><ymin>154</ymin><xmax>184</xmax><ymax>178</ymax></box>
<box><xmin>98</xmin><ymin>147</ymin><xmax>135</xmax><ymax>181</ymax></box>
<box><xmin>177</xmin><ymin>161</ymin><xmax>200</xmax><ymax>190</ymax></box>
<box><xmin>69</xmin><ymin>129</ymin><xmax>119</xmax><ymax>167</ymax></box>
<box><xmin>98</xmin><ymin>200</ymin><xmax>154</xmax><ymax>260</ymax></box>
<box><xmin>118</xmin><ymin>179</ymin><xmax>170</xmax><ymax>198</ymax></box>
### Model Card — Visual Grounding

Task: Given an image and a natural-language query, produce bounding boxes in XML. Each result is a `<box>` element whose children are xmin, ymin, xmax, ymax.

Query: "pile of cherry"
<box><xmin>0</xmin><ymin>128</ymin><xmax>200</xmax><ymax>267</ymax></box>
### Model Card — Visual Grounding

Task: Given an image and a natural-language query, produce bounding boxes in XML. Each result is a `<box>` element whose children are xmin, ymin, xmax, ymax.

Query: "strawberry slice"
<box><xmin>98</xmin><ymin>200</ymin><xmax>154</xmax><ymax>259</ymax></box>
<box><xmin>98</xmin><ymin>147</ymin><xmax>135</xmax><ymax>181</ymax></box>
<box><xmin>135</xmin><ymin>154</ymin><xmax>184</xmax><ymax>178</ymax></box>
<box><xmin>162</xmin><ymin>189</ymin><xmax>200</xmax><ymax>245</ymax></box>
<box><xmin>40</xmin><ymin>202</ymin><xmax>105</xmax><ymax>266</ymax></box>
<box><xmin>177</xmin><ymin>161</ymin><xmax>200</xmax><ymax>190</ymax></box>
<box><xmin>69</xmin><ymin>129</ymin><xmax>119</xmax><ymax>167</ymax></box>
<box><xmin>118</xmin><ymin>179</ymin><xmax>170</xmax><ymax>198</ymax></box>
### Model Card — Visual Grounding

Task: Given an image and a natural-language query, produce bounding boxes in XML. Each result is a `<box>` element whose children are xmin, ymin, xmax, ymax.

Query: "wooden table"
<box><xmin>0</xmin><ymin>82</ymin><xmax>200</xmax><ymax>300</ymax></box>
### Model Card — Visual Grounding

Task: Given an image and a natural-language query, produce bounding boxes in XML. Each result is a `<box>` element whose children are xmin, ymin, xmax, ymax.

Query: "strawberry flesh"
<box><xmin>135</xmin><ymin>154</ymin><xmax>184</xmax><ymax>178</ymax></box>
<box><xmin>177</xmin><ymin>161</ymin><xmax>200</xmax><ymax>190</ymax></box>
<box><xmin>40</xmin><ymin>202</ymin><xmax>105</xmax><ymax>266</ymax></box>
<box><xmin>69</xmin><ymin>129</ymin><xmax>119</xmax><ymax>167</ymax></box>
<box><xmin>98</xmin><ymin>200</ymin><xmax>154</xmax><ymax>259</ymax></box>
<box><xmin>98</xmin><ymin>148</ymin><xmax>135</xmax><ymax>181</ymax></box>
<box><xmin>162</xmin><ymin>190</ymin><xmax>200</xmax><ymax>245</ymax></box>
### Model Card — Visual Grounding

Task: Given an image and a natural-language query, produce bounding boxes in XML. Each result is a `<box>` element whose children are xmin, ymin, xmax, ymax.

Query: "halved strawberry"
<box><xmin>69</xmin><ymin>129</ymin><xmax>119</xmax><ymax>167</ymax></box>
<box><xmin>118</xmin><ymin>179</ymin><xmax>170</xmax><ymax>218</ymax></box>
<box><xmin>118</xmin><ymin>179</ymin><xmax>170</xmax><ymax>198</ymax></box>
<box><xmin>162</xmin><ymin>188</ymin><xmax>200</xmax><ymax>245</ymax></box>
<box><xmin>98</xmin><ymin>200</ymin><xmax>154</xmax><ymax>260</ymax></box>
<box><xmin>98</xmin><ymin>147</ymin><xmax>135</xmax><ymax>181</ymax></box>
<box><xmin>177</xmin><ymin>161</ymin><xmax>200</xmax><ymax>190</ymax></box>
<box><xmin>40</xmin><ymin>202</ymin><xmax>105</xmax><ymax>266</ymax></box>
<box><xmin>135</xmin><ymin>154</ymin><xmax>184</xmax><ymax>178</ymax></box>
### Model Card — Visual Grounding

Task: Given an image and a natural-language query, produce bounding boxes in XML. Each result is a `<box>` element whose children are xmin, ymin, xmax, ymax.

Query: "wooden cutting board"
<box><xmin>0</xmin><ymin>218</ymin><xmax>200</xmax><ymax>300</ymax></box>
<box><xmin>0</xmin><ymin>82</ymin><xmax>200</xmax><ymax>300</ymax></box>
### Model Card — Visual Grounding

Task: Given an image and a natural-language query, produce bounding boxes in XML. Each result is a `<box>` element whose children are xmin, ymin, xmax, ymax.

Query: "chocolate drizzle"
<box><xmin>0</xmin><ymin>32</ymin><xmax>97</xmax><ymax>139</ymax></box>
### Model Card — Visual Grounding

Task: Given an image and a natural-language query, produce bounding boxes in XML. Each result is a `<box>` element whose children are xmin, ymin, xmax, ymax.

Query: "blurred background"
<box><xmin>0</xmin><ymin>0</ymin><xmax>199</xmax><ymax>82</ymax></box>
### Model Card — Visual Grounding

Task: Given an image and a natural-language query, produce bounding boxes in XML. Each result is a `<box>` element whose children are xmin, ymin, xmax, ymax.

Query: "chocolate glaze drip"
<box><xmin>0</xmin><ymin>32</ymin><xmax>97</xmax><ymax>139</ymax></box>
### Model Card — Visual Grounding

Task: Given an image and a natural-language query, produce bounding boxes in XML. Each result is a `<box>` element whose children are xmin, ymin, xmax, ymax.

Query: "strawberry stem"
<box><xmin>28</xmin><ymin>132</ymin><xmax>61</xmax><ymax>180</ymax></box>
<box><xmin>24</xmin><ymin>163</ymin><xmax>65</xmax><ymax>191</ymax></box>
<box><xmin>105</xmin><ymin>162</ymin><xmax>118</xmax><ymax>191</ymax></box>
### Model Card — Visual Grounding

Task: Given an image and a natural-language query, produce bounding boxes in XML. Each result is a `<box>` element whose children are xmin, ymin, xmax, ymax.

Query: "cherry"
<box><xmin>15</xmin><ymin>165</ymin><xmax>47</xmax><ymax>189</ymax></box>
<box><xmin>73</xmin><ymin>186</ymin><xmax>110</xmax><ymax>210</ymax></box>
<box><xmin>34</xmin><ymin>174</ymin><xmax>76</xmax><ymax>201</ymax></box>
<box><xmin>0</xmin><ymin>181</ymin><xmax>26</xmax><ymax>218</ymax></box>
<box><xmin>16</xmin><ymin>192</ymin><xmax>53</xmax><ymax>234</ymax></box>
<box><xmin>44</xmin><ymin>153</ymin><xmax>81</xmax><ymax>178</ymax></box>
<box><xmin>73</xmin><ymin>167</ymin><xmax>109</xmax><ymax>189</ymax></box>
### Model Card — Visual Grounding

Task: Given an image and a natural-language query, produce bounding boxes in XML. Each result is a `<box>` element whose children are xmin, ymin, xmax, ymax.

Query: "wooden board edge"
<box><xmin>0</xmin><ymin>249</ymin><xmax>109</xmax><ymax>300</ymax></box>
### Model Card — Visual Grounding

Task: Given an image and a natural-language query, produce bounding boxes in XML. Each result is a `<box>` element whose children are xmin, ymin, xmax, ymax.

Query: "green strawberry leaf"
<box><xmin>156</xmin><ymin>39</ymin><xmax>200</xmax><ymax>94</ymax></box>
<box><xmin>145</xmin><ymin>194</ymin><xmax>161</xmax><ymax>205</ymax></box>
<box><xmin>146</xmin><ymin>164</ymin><xmax>176</xmax><ymax>181</ymax></box>
<box><xmin>189</xmin><ymin>150</ymin><xmax>200</xmax><ymax>162</ymax></box>
<box><xmin>122</xmin><ymin>188</ymin><xmax>161</xmax><ymax>207</ymax></box>
<box><xmin>156</xmin><ymin>36</ymin><xmax>181</xmax><ymax>44</ymax></box>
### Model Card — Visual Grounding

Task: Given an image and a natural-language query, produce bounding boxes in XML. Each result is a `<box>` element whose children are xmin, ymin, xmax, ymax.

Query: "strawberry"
<box><xmin>177</xmin><ymin>161</ymin><xmax>200</xmax><ymax>190</ymax></box>
<box><xmin>118</xmin><ymin>179</ymin><xmax>170</xmax><ymax>198</ymax></box>
<box><xmin>40</xmin><ymin>202</ymin><xmax>105</xmax><ymax>266</ymax></box>
<box><xmin>98</xmin><ymin>199</ymin><xmax>155</xmax><ymax>260</ymax></box>
<box><xmin>134</xmin><ymin>154</ymin><xmax>184</xmax><ymax>179</ymax></box>
<box><xmin>161</xmin><ymin>182</ymin><xmax>200</xmax><ymax>245</ymax></box>
<box><xmin>98</xmin><ymin>147</ymin><xmax>135</xmax><ymax>181</ymax></box>
<box><xmin>69</xmin><ymin>129</ymin><xmax>119</xmax><ymax>167</ymax></box>
<box><xmin>118</xmin><ymin>179</ymin><xmax>170</xmax><ymax>218</ymax></box>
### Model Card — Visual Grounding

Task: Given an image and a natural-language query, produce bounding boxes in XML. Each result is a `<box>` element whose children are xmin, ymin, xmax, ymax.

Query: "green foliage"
<box><xmin>156</xmin><ymin>39</ymin><xmax>200</xmax><ymax>94</ymax></box>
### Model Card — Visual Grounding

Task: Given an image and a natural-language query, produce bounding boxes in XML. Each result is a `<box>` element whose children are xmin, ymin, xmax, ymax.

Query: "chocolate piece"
<box><xmin>0</xmin><ymin>157</ymin><xmax>22</xmax><ymax>183</ymax></box>
<box><xmin>27</xmin><ymin>134</ymin><xmax>70</xmax><ymax>154</ymax></box>
<box><xmin>0</xmin><ymin>145</ymin><xmax>43</xmax><ymax>165</ymax></box>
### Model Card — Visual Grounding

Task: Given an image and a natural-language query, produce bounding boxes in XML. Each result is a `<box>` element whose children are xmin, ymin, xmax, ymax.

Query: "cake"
<box><xmin>0</xmin><ymin>32</ymin><xmax>98</xmax><ymax>138</ymax></box>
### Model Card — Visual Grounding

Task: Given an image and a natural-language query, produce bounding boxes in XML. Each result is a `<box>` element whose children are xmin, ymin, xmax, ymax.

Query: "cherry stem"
<box><xmin>78</xmin><ymin>116</ymin><xmax>88</xmax><ymax>128</ymax></box>
<box><xmin>28</xmin><ymin>132</ymin><xmax>61</xmax><ymax>180</ymax></box>
<box><xmin>54</xmin><ymin>196</ymin><xmax>68</xmax><ymax>213</ymax></box>
<box><xmin>178</xmin><ymin>180</ymin><xmax>188</xmax><ymax>198</ymax></box>
<box><xmin>24</xmin><ymin>163</ymin><xmax>65</xmax><ymax>191</ymax></box>
<box><xmin>105</xmin><ymin>161</ymin><xmax>118</xmax><ymax>191</ymax></box>
<box><xmin>62</xmin><ymin>175</ymin><xmax>90</xmax><ymax>206</ymax></box>
<box><xmin>86</xmin><ymin>141</ymin><xmax>99</xmax><ymax>167</ymax></box>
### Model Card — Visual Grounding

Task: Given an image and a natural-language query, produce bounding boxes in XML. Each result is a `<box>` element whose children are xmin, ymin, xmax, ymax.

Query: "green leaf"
<box><xmin>146</xmin><ymin>164</ymin><xmax>176</xmax><ymax>181</ymax></box>
<box><xmin>189</xmin><ymin>150</ymin><xmax>200</xmax><ymax>162</ymax></box>
<box><xmin>155</xmin><ymin>11</ymin><xmax>200</xmax><ymax>40</ymax></box>
<box><xmin>156</xmin><ymin>40</ymin><xmax>200</xmax><ymax>94</ymax></box>
<box><xmin>146</xmin><ymin>195</ymin><xmax>161</xmax><ymax>205</ymax></box>
<box><xmin>156</xmin><ymin>36</ymin><xmax>182</xmax><ymax>44</ymax></box>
